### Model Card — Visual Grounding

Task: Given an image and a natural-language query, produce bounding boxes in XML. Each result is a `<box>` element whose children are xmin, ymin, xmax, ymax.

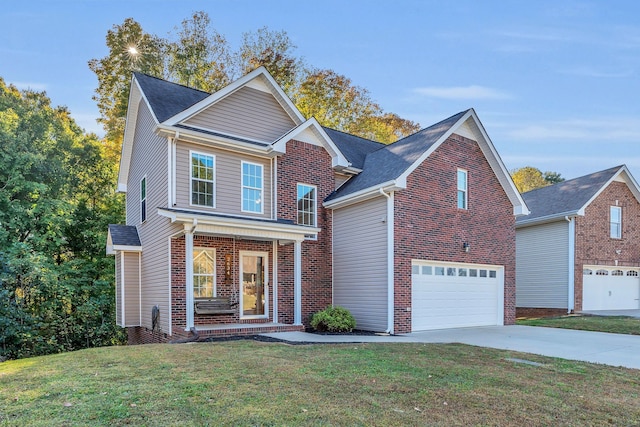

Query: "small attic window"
<box><xmin>140</xmin><ymin>176</ymin><xmax>147</xmax><ymax>223</ymax></box>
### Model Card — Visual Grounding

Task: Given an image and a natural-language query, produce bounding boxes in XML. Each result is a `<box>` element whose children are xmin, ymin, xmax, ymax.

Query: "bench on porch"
<box><xmin>194</xmin><ymin>297</ymin><xmax>237</xmax><ymax>315</ymax></box>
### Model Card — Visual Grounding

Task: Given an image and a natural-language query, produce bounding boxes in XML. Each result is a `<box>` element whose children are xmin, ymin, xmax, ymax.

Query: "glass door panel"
<box><xmin>242</xmin><ymin>254</ymin><xmax>266</xmax><ymax>317</ymax></box>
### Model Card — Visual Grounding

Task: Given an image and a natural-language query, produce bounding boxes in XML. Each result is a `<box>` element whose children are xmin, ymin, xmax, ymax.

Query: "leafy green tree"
<box><xmin>88</xmin><ymin>18</ymin><xmax>165</xmax><ymax>143</ymax></box>
<box><xmin>165</xmin><ymin>11</ymin><xmax>231</xmax><ymax>92</ymax></box>
<box><xmin>0</xmin><ymin>79</ymin><xmax>125</xmax><ymax>360</ymax></box>
<box><xmin>543</xmin><ymin>171</ymin><xmax>565</xmax><ymax>185</ymax></box>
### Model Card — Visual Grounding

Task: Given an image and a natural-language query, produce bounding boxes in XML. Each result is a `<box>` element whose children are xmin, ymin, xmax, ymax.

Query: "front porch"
<box><xmin>163</xmin><ymin>208</ymin><xmax>322</xmax><ymax>337</ymax></box>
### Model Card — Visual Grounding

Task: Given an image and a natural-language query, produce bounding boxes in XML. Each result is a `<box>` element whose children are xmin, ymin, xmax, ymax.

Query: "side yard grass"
<box><xmin>1</xmin><ymin>341</ymin><xmax>639</xmax><ymax>426</ymax></box>
<box><xmin>517</xmin><ymin>315</ymin><xmax>640</xmax><ymax>335</ymax></box>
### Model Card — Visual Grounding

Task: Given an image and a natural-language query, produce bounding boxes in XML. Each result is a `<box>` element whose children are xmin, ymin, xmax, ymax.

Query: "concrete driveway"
<box><xmin>263</xmin><ymin>325</ymin><xmax>640</xmax><ymax>370</ymax></box>
<box><xmin>581</xmin><ymin>309</ymin><xmax>640</xmax><ymax>318</ymax></box>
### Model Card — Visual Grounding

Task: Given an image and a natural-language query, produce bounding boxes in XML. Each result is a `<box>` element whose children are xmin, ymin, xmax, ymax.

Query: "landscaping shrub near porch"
<box><xmin>311</xmin><ymin>305</ymin><xmax>356</xmax><ymax>332</ymax></box>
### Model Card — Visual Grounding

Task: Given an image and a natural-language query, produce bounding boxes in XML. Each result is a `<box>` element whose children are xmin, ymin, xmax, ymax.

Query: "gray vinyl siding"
<box><xmin>183</xmin><ymin>86</ymin><xmax>295</xmax><ymax>142</ymax></box>
<box><xmin>115</xmin><ymin>254</ymin><xmax>122</xmax><ymax>326</ymax></box>
<box><xmin>175</xmin><ymin>140</ymin><xmax>272</xmax><ymax>219</ymax></box>
<box><xmin>516</xmin><ymin>220</ymin><xmax>569</xmax><ymax>308</ymax></box>
<box><xmin>123</xmin><ymin>252</ymin><xmax>141</xmax><ymax>327</ymax></box>
<box><xmin>127</xmin><ymin>100</ymin><xmax>181</xmax><ymax>333</ymax></box>
<box><xmin>333</xmin><ymin>196</ymin><xmax>388</xmax><ymax>331</ymax></box>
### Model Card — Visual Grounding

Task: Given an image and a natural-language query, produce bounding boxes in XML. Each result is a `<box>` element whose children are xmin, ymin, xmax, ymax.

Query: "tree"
<box><xmin>543</xmin><ymin>171</ymin><xmax>564</xmax><ymax>185</ymax></box>
<box><xmin>238</xmin><ymin>27</ymin><xmax>303</xmax><ymax>93</ymax></box>
<box><xmin>511</xmin><ymin>166</ymin><xmax>560</xmax><ymax>193</ymax></box>
<box><xmin>165</xmin><ymin>11</ymin><xmax>231</xmax><ymax>92</ymax></box>
<box><xmin>90</xmin><ymin>13</ymin><xmax>420</xmax><ymax>145</ymax></box>
<box><xmin>88</xmin><ymin>18</ymin><xmax>165</xmax><ymax>143</ymax></box>
<box><xmin>0</xmin><ymin>79</ymin><xmax>125</xmax><ymax>360</ymax></box>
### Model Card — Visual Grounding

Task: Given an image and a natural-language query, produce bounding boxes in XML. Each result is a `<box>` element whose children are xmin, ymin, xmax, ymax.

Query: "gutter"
<box><xmin>379</xmin><ymin>188</ymin><xmax>395</xmax><ymax>335</ymax></box>
<box><xmin>565</xmin><ymin>216</ymin><xmax>576</xmax><ymax>313</ymax></box>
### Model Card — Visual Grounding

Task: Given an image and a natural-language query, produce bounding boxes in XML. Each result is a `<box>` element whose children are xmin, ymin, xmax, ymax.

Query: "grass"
<box><xmin>517</xmin><ymin>315</ymin><xmax>640</xmax><ymax>335</ymax></box>
<box><xmin>1</xmin><ymin>341</ymin><xmax>639</xmax><ymax>426</ymax></box>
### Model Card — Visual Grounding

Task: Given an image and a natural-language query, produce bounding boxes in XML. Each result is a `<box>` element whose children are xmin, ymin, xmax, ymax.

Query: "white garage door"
<box><xmin>411</xmin><ymin>261</ymin><xmax>504</xmax><ymax>331</ymax></box>
<box><xmin>583</xmin><ymin>266</ymin><xmax>640</xmax><ymax>311</ymax></box>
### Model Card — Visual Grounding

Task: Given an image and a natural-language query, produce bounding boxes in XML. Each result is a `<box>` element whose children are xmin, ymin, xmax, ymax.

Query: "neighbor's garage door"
<box><xmin>411</xmin><ymin>261</ymin><xmax>504</xmax><ymax>331</ymax></box>
<box><xmin>582</xmin><ymin>266</ymin><xmax>640</xmax><ymax>311</ymax></box>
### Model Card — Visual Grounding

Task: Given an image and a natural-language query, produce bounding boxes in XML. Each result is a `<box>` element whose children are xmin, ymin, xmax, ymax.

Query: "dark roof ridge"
<box><xmin>521</xmin><ymin>164</ymin><xmax>624</xmax><ymax>196</ymax></box>
<box><xmin>320</xmin><ymin>125</ymin><xmax>386</xmax><ymax>146</ymax></box>
<box><xmin>133</xmin><ymin>72</ymin><xmax>211</xmax><ymax>95</ymax></box>
<box><xmin>388</xmin><ymin>108</ymin><xmax>471</xmax><ymax>146</ymax></box>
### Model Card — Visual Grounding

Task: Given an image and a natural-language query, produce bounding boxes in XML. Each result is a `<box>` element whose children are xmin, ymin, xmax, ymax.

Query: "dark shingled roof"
<box><xmin>326</xmin><ymin>110</ymin><xmax>469</xmax><ymax>201</ymax></box>
<box><xmin>134</xmin><ymin>72</ymin><xmax>210</xmax><ymax>123</ymax></box>
<box><xmin>108</xmin><ymin>224</ymin><xmax>141</xmax><ymax>247</ymax></box>
<box><xmin>322</xmin><ymin>128</ymin><xmax>385</xmax><ymax>170</ymax></box>
<box><xmin>517</xmin><ymin>165</ymin><xmax>623</xmax><ymax>224</ymax></box>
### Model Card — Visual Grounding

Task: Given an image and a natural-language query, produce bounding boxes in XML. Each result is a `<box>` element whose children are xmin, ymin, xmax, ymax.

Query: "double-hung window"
<box><xmin>191</xmin><ymin>152</ymin><xmax>215</xmax><ymax>207</ymax></box>
<box><xmin>457</xmin><ymin>169</ymin><xmax>468</xmax><ymax>209</ymax></box>
<box><xmin>193</xmin><ymin>248</ymin><xmax>215</xmax><ymax>299</ymax></box>
<box><xmin>297</xmin><ymin>183</ymin><xmax>317</xmax><ymax>226</ymax></box>
<box><xmin>140</xmin><ymin>176</ymin><xmax>147</xmax><ymax>223</ymax></box>
<box><xmin>242</xmin><ymin>161</ymin><xmax>263</xmax><ymax>213</ymax></box>
<box><xmin>610</xmin><ymin>206</ymin><xmax>622</xmax><ymax>239</ymax></box>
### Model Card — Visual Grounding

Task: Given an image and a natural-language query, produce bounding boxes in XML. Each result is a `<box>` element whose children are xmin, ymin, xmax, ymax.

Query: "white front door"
<box><xmin>411</xmin><ymin>260</ymin><xmax>504</xmax><ymax>331</ymax></box>
<box><xmin>240</xmin><ymin>251</ymin><xmax>269</xmax><ymax>319</ymax></box>
<box><xmin>583</xmin><ymin>266</ymin><xmax>640</xmax><ymax>311</ymax></box>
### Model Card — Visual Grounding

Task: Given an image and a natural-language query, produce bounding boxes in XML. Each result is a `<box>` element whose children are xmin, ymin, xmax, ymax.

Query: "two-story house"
<box><xmin>516</xmin><ymin>165</ymin><xmax>640</xmax><ymax>315</ymax></box>
<box><xmin>107</xmin><ymin>67</ymin><xmax>528</xmax><ymax>343</ymax></box>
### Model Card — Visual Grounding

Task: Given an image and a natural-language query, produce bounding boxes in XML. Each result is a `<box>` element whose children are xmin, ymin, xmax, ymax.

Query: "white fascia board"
<box><xmin>157</xmin><ymin>208</ymin><xmax>319</xmax><ymax>241</ymax></box>
<box><xmin>323</xmin><ymin>180</ymin><xmax>403</xmax><ymax>209</ymax></box>
<box><xmin>460</xmin><ymin>110</ymin><xmax>530</xmax><ymax>217</ymax></box>
<box><xmin>163</xmin><ymin>66</ymin><xmax>305</xmax><ymax>127</ymax></box>
<box><xmin>155</xmin><ymin>124</ymin><xmax>276</xmax><ymax>158</ymax></box>
<box><xmin>271</xmin><ymin>118</ymin><xmax>350</xmax><ymax>169</ymax></box>
<box><xmin>579</xmin><ymin>166</ymin><xmax>640</xmax><ymax>212</ymax></box>
<box><xmin>396</xmin><ymin>109</ymin><xmax>529</xmax><ymax>217</ymax></box>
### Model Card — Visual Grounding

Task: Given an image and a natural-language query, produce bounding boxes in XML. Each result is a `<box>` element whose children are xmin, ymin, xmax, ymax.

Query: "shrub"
<box><xmin>311</xmin><ymin>305</ymin><xmax>356</xmax><ymax>333</ymax></box>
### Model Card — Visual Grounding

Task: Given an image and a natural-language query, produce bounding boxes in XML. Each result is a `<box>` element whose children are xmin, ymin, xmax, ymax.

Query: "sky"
<box><xmin>3</xmin><ymin>0</ymin><xmax>640</xmax><ymax>181</ymax></box>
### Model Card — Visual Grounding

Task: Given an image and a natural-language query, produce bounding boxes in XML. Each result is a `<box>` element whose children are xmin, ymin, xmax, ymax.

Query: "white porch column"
<box><xmin>294</xmin><ymin>239</ymin><xmax>302</xmax><ymax>325</ymax></box>
<box><xmin>184</xmin><ymin>224</ymin><xmax>195</xmax><ymax>330</ymax></box>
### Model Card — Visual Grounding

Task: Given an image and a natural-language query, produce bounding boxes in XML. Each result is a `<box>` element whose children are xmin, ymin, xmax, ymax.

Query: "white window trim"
<box><xmin>297</xmin><ymin>183</ymin><xmax>318</xmax><ymax>241</ymax></box>
<box><xmin>193</xmin><ymin>247</ymin><xmax>216</xmax><ymax>299</ymax></box>
<box><xmin>457</xmin><ymin>168</ymin><xmax>468</xmax><ymax>210</ymax></box>
<box><xmin>140</xmin><ymin>175</ymin><xmax>147</xmax><ymax>224</ymax></box>
<box><xmin>239</xmin><ymin>250</ymin><xmax>269</xmax><ymax>320</ymax></box>
<box><xmin>610</xmin><ymin>206</ymin><xmax>622</xmax><ymax>239</ymax></box>
<box><xmin>189</xmin><ymin>150</ymin><xmax>216</xmax><ymax>208</ymax></box>
<box><xmin>241</xmin><ymin>161</ymin><xmax>264</xmax><ymax>214</ymax></box>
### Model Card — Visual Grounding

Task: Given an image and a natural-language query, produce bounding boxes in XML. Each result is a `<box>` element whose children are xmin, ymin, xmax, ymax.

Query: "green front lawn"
<box><xmin>517</xmin><ymin>315</ymin><xmax>640</xmax><ymax>335</ymax></box>
<box><xmin>1</xmin><ymin>341</ymin><xmax>639</xmax><ymax>426</ymax></box>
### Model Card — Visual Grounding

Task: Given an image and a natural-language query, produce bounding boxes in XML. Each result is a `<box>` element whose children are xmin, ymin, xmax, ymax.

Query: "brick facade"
<box><xmin>573</xmin><ymin>181</ymin><xmax>640</xmax><ymax>311</ymax></box>
<box><xmin>393</xmin><ymin>133</ymin><xmax>516</xmax><ymax>333</ymax></box>
<box><xmin>277</xmin><ymin>139</ymin><xmax>334</xmax><ymax>325</ymax></box>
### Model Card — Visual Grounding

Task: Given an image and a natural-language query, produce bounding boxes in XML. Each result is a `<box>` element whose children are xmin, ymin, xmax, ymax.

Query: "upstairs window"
<box><xmin>242</xmin><ymin>161</ymin><xmax>263</xmax><ymax>213</ymax></box>
<box><xmin>610</xmin><ymin>206</ymin><xmax>622</xmax><ymax>239</ymax></box>
<box><xmin>140</xmin><ymin>176</ymin><xmax>147</xmax><ymax>223</ymax></box>
<box><xmin>457</xmin><ymin>169</ymin><xmax>468</xmax><ymax>209</ymax></box>
<box><xmin>191</xmin><ymin>152</ymin><xmax>215</xmax><ymax>207</ymax></box>
<box><xmin>297</xmin><ymin>183</ymin><xmax>317</xmax><ymax>227</ymax></box>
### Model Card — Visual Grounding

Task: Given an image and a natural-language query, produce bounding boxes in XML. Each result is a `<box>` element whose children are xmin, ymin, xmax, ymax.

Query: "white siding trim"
<box><xmin>272</xmin><ymin>241</ymin><xmax>278</xmax><ymax>323</ymax></box>
<box><xmin>185</xmin><ymin>226</ymin><xmax>194</xmax><ymax>330</ymax></box>
<box><xmin>120</xmin><ymin>251</ymin><xmax>125</xmax><ymax>326</ymax></box>
<box><xmin>294</xmin><ymin>240</ymin><xmax>302</xmax><ymax>325</ymax></box>
<box><xmin>567</xmin><ymin>217</ymin><xmax>576</xmax><ymax>312</ymax></box>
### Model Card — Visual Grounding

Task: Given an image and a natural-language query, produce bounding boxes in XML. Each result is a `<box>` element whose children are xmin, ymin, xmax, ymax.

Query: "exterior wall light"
<box><xmin>463</xmin><ymin>242</ymin><xmax>470</xmax><ymax>253</ymax></box>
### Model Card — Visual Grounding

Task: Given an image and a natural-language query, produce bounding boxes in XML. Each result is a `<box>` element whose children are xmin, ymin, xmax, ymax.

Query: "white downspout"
<box><xmin>379</xmin><ymin>188</ymin><xmax>395</xmax><ymax>334</ymax></box>
<box><xmin>566</xmin><ymin>216</ymin><xmax>576</xmax><ymax>313</ymax></box>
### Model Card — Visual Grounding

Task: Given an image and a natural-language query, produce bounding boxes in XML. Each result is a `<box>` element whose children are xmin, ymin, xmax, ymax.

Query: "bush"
<box><xmin>310</xmin><ymin>305</ymin><xmax>356</xmax><ymax>333</ymax></box>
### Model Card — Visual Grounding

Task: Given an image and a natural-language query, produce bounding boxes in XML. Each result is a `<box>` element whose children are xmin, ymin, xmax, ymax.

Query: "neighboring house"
<box><xmin>516</xmin><ymin>165</ymin><xmax>640</xmax><ymax>313</ymax></box>
<box><xmin>107</xmin><ymin>67</ymin><xmax>527</xmax><ymax>343</ymax></box>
